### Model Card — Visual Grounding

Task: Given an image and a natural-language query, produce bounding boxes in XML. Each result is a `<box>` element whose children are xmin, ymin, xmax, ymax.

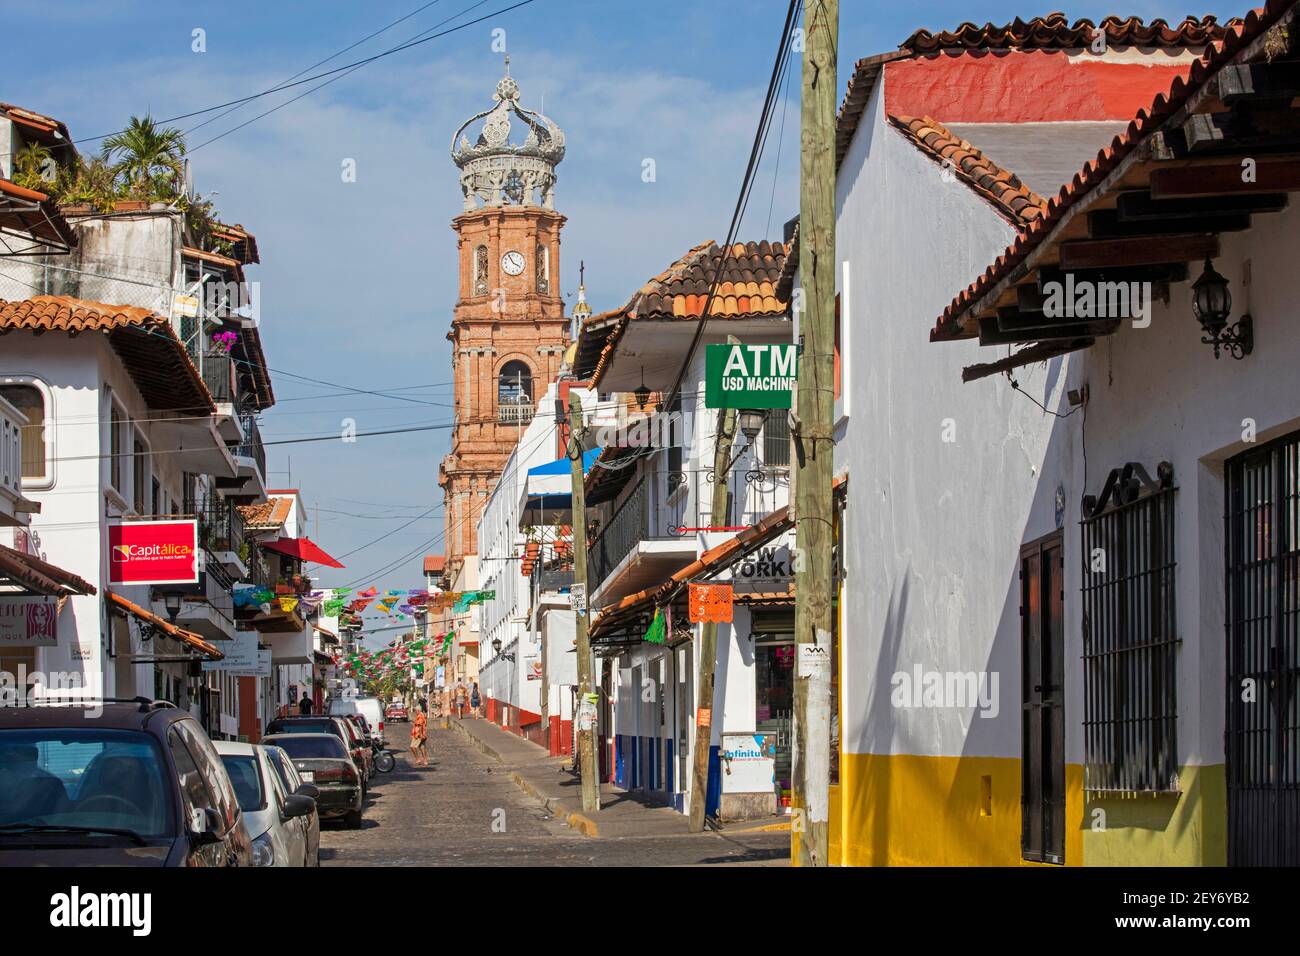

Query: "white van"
<box><xmin>328</xmin><ymin>696</ymin><xmax>385</xmax><ymax>746</ymax></box>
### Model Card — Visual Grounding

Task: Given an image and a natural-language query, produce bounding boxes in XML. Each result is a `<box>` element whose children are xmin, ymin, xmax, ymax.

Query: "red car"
<box><xmin>384</xmin><ymin>703</ymin><xmax>408</xmax><ymax>722</ymax></box>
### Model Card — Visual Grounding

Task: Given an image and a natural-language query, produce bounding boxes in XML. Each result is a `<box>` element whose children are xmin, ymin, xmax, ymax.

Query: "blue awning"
<box><xmin>520</xmin><ymin>449</ymin><xmax>602</xmax><ymax>526</ymax></box>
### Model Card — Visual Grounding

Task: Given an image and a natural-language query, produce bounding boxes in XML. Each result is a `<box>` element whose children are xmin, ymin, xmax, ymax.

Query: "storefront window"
<box><xmin>755</xmin><ymin>635</ymin><xmax>794</xmax><ymax>809</ymax></box>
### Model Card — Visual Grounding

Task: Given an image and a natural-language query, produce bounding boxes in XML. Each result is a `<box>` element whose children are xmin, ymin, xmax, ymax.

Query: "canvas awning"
<box><xmin>519</xmin><ymin>449</ymin><xmax>601</xmax><ymax>526</ymax></box>
<box><xmin>260</xmin><ymin>536</ymin><xmax>345</xmax><ymax>568</ymax></box>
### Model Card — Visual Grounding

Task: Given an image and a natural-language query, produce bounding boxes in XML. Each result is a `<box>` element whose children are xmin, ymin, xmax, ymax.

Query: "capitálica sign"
<box><xmin>705</xmin><ymin>343</ymin><xmax>797</xmax><ymax>409</ymax></box>
<box><xmin>108</xmin><ymin>519</ymin><xmax>199</xmax><ymax>586</ymax></box>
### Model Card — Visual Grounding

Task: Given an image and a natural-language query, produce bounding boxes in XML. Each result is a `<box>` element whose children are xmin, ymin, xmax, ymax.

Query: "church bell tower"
<box><xmin>440</xmin><ymin>60</ymin><xmax>570</xmax><ymax>572</ymax></box>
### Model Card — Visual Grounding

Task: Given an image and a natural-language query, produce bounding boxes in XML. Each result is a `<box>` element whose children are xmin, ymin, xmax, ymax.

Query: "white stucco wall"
<box><xmin>835</xmin><ymin>76</ymin><xmax>1068</xmax><ymax>762</ymax></box>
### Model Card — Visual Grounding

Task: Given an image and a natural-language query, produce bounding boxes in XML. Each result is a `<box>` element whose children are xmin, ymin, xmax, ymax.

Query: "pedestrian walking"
<box><xmin>454</xmin><ymin>680</ymin><xmax>467</xmax><ymax>719</ymax></box>
<box><xmin>409</xmin><ymin>700</ymin><xmax>429</xmax><ymax>767</ymax></box>
<box><xmin>469</xmin><ymin>681</ymin><xmax>481</xmax><ymax>718</ymax></box>
<box><xmin>298</xmin><ymin>695</ymin><xmax>313</xmax><ymax>715</ymax></box>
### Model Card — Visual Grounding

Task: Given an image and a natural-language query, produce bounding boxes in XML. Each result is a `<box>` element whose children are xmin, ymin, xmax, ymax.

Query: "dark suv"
<box><xmin>0</xmin><ymin>699</ymin><xmax>253</xmax><ymax>867</ymax></box>
<box><xmin>265</xmin><ymin>715</ymin><xmax>374</xmax><ymax>790</ymax></box>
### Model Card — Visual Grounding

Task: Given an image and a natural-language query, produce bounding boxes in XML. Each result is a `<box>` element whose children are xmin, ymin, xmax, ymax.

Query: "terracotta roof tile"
<box><xmin>588</xmin><ymin>240</ymin><xmax>790</xmax><ymax>386</ymax></box>
<box><xmin>238</xmin><ymin>496</ymin><xmax>292</xmax><ymax>531</ymax></box>
<box><xmin>836</xmin><ymin>14</ymin><xmax>1240</xmax><ymax>170</ymax></box>
<box><xmin>0</xmin><ymin>542</ymin><xmax>96</xmax><ymax>596</ymax></box>
<box><xmin>933</xmin><ymin>0</ymin><xmax>1296</xmax><ymax>341</ymax></box>
<box><xmin>889</xmin><ymin>115</ymin><xmax>1048</xmax><ymax>226</ymax></box>
<box><xmin>902</xmin><ymin>12</ymin><xmax>1236</xmax><ymax>54</ymax></box>
<box><xmin>423</xmin><ymin>554</ymin><xmax>446</xmax><ymax>574</ymax></box>
<box><xmin>0</xmin><ymin>177</ymin><xmax>77</xmax><ymax>249</ymax></box>
<box><xmin>0</xmin><ymin>295</ymin><xmax>213</xmax><ymax>414</ymax></box>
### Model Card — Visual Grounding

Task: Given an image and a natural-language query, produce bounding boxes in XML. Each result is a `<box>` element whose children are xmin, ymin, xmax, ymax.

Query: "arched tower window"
<box><xmin>535</xmin><ymin>245</ymin><xmax>549</xmax><ymax>295</ymax></box>
<box><xmin>474</xmin><ymin>244</ymin><xmax>489</xmax><ymax>295</ymax></box>
<box><xmin>497</xmin><ymin>360</ymin><xmax>533</xmax><ymax>424</ymax></box>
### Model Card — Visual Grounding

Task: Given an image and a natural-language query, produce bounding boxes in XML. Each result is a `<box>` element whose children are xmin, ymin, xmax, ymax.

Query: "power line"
<box><xmin>30</xmin><ymin>0</ymin><xmax>544</xmax><ymax>155</ymax></box>
<box><xmin>660</xmin><ymin>0</ymin><xmax>803</xmax><ymax>414</ymax></box>
<box><xmin>190</xmin><ymin>0</ymin><xmax>494</xmax><ymax>154</ymax></box>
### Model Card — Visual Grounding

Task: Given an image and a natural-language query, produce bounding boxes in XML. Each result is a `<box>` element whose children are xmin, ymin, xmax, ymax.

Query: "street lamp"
<box><xmin>1192</xmin><ymin>256</ymin><xmax>1252</xmax><ymax>360</ymax></box>
<box><xmin>633</xmin><ymin>366</ymin><xmax>652</xmax><ymax>410</ymax></box>
<box><xmin>738</xmin><ymin>408</ymin><xmax>768</xmax><ymax>443</ymax></box>
<box><xmin>157</xmin><ymin>590</ymin><xmax>183</xmax><ymax>624</ymax></box>
<box><xmin>490</xmin><ymin>636</ymin><xmax>515</xmax><ymax>662</ymax></box>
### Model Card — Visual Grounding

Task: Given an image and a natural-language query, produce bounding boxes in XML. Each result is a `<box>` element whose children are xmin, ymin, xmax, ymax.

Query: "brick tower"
<box><xmin>440</xmin><ymin>60</ymin><xmax>570</xmax><ymax>573</ymax></box>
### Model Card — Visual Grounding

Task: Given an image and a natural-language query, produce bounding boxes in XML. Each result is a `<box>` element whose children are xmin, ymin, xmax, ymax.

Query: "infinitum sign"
<box><xmin>705</xmin><ymin>343</ymin><xmax>798</xmax><ymax>409</ymax></box>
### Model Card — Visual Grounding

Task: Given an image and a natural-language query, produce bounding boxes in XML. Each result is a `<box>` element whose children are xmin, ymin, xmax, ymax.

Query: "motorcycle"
<box><xmin>372</xmin><ymin>739</ymin><xmax>396</xmax><ymax>774</ymax></box>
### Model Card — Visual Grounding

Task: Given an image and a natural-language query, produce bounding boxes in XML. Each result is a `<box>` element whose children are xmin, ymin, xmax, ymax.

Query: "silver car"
<box><xmin>215</xmin><ymin>741</ymin><xmax>316</xmax><ymax>867</ymax></box>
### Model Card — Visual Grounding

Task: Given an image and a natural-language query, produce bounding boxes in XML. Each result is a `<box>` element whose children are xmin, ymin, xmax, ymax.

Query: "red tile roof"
<box><xmin>583</xmin><ymin>240</ymin><xmax>789</xmax><ymax>385</ymax></box>
<box><xmin>0</xmin><ymin>102</ymin><xmax>75</xmax><ymax>154</ymax></box>
<box><xmin>0</xmin><ymin>177</ymin><xmax>77</xmax><ymax>249</ymax></box>
<box><xmin>902</xmin><ymin>12</ymin><xmax>1235</xmax><ymax>54</ymax></box>
<box><xmin>0</xmin><ymin>295</ymin><xmax>214</xmax><ymax>414</ymax></box>
<box><xmin>888</xmin><ymin>116</ymin><xmax>1048</xmax><ymax>225</ymax></box>
<box><xmin>933</xmin><ymin>0</ymin><xmax>1297</xmax><ymax>340</ymax></box>
<box><xmin>0</xmin><ymin>542</ymin><xmax>96</xmax><ymax>596</ymax></box>
<box><xmin>423</xmin><ymin>554</ymin><xmax>446</xmax><ymax>574</ymax></box>
<box><xmin>836</xmin><ymin>13</ymin><xmax>1240</xmax><ymax>169</ymax></box>
<box><xmin>238</xmin><ymin>496</ymin><xmax>293</xmax><ymax>531</ymax></box>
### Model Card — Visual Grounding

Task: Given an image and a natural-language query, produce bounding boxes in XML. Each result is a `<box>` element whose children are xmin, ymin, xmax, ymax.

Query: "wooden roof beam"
<box><xmin>1149</xmin><ymin>160</ymin><xmax>1300</xmax><ymax>198</ymax></box>
<box><xmin>1059</xmin><ymin>233</ymin><xmax>1219</xmax><ymax>270</ymax></box>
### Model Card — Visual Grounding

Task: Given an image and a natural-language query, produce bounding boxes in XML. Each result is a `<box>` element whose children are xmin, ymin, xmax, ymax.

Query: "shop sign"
<box><xmin>0</xmin><ymin>597</ymin><xmax>60</xmax><ymax>647</ymax></box>
<box><xmin>720</xmin><ymin>733</ymin><xmax>776</xmax><ymax>793</ymax></box>
<box><xmin>203</xmin><ymin>631</ymin><xmax>258</xmax><ymax>673</ymax></box>
<box><xmin>705</xmin><ymin>343</ymin><xmax>797</xmax><ymax>409</ymax></box>
<box><xmin>108</xmin><ymin>520</ymin><xmax>199</xmax><ymax>586</ymax></box>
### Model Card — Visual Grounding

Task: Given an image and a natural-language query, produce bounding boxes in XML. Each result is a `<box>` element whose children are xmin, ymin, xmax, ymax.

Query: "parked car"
<box><xmin>385</xmin><ymin>702</ymin><xmax>409</xmax><ymax>722</ymax></box>
<box><xmin>214</xmin><ymin>741</ymin><xmax>316</xmax><ymax>867</ymax></box>
<box><xmin>262</xmin><ymin>744</ymin><xmax>320</xmax><ymax>866</ymax></box>
<box><xmin>264</xmin><ymin>715</ymin><xmax>374</xmax><ymax>791</ymax></box>
<box><xmin>262</xmin><ymin>733</ymin><xmax>362</xmax><ymax>829</ymax></box>
<box><xmin>0</xmin><ymin>699</ymin><xmax>253</xmax><ymax>866</ymax></box>
<box><xmin>328</xmin><ymin>696</ymin><xmax>386</xmax><ymax>745</ymax></box>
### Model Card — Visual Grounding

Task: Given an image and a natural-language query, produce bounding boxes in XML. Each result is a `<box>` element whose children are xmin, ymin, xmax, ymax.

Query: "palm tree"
<box><xmin>57</xmin><ymin>156</ymin><xmax>122</xmax><ymax>212</ymax></box>
<box><xmin>11</xmin><ymin>142</ymin><xmax>55</xmax><ymax>192</ymax></box>
<box><xmin>100</xmin><ymin>115</ymin><xmax>187</xmax><ymax>200</ymax></box>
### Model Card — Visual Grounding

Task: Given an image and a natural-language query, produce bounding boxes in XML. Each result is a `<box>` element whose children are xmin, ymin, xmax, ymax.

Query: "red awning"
<box><xmin>260</xmin><ymin>536</ymin><xmax>345</xmax><ymax>568</ymax></box>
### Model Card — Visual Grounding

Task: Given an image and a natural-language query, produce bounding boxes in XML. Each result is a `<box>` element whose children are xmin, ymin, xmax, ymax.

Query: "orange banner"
<box><xmin>687</xmin><ymin>583</ymin><xmax>733</xmax><ymax>623</ymax></box>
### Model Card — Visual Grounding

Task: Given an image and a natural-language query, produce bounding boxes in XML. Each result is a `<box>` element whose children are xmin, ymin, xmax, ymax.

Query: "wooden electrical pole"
<box><xmin>567</xmin><ymin>391</ymin><xmax>600</xmax><ymax>814</ymax></box>
<box><xmin>688</xmin><ymin>335</ymin><xmax>740</xmax><ymax>833</ymax></box>
<box><xmin>793</xmin><ymin>0</ymin><xmax>837</xmax><ymax>867</ymax></box>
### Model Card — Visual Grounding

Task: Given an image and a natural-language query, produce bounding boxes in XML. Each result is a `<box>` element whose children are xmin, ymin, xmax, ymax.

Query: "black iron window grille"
<box><xmin>1080</xmin><ymin>461</ymin><xmax>1180</xmax><ymax>793</ymax></box>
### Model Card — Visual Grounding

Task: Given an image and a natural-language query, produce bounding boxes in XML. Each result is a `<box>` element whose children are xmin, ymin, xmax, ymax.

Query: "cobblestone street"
<box><xmin>321</xmin><ymin>725</ymin><xmax>789</xmax><ymax>866</ymax></box>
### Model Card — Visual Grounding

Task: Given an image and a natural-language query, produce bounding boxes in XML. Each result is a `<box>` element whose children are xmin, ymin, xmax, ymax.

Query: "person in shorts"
<box><xmin>409</xmin><ymin>700</ymin><xmax>429</xmax><ymax>767</ymax></box>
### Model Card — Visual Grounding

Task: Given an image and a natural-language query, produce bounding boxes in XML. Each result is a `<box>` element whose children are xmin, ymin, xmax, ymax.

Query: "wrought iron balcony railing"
<box><xmin>234</xmin><ymin>411</ymin><xmax>267</xmax><ymax>480</ymax></box>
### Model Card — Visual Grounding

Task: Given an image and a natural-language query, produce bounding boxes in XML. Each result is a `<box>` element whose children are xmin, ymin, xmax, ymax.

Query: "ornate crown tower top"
<box><xmin>451</xmin><ymin>56</ymin><xmax>566</xmax><ymax>212</ymax></box>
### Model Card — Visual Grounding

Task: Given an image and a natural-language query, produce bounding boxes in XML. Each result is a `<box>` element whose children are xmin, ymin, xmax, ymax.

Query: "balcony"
<box><xmin>168</xmin><ymin>552</ymin><xmax>237</xmax><ymax>641</ymax></box>
<box><xmin>585</xmin><ymin>460</ymin><xmax>790</xmax><ymax>608</ymax></box>
<box><xmin>533</xmin><ymin>565</ymin><xmax>575</xmax><ymax>594</ymax></box>
<box><xmin>588</xmin><ymin>472</ymin><xmax>699</xmax><ymax>605</ymax></box>
<box><xmin>498</xmin><ymin>398</ymin><xmax>534</xmax><ymax>425</ymax></box>
<box><xmin>197</xmin><ymin>500</ymin><xmax>247</xmax><ymax>577</ymax></box>
<box><xmin>223</xmin><ymin>411</ymin><xmax>267</xmax><ymax>498</ymax></box>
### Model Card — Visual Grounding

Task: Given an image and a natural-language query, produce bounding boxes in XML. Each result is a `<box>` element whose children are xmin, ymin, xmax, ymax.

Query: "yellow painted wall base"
<box><xmin>1082</xmin><ymin>764</ymin><xmax>1226</xmax><ymax>866</ymax></box>
<box><xmin>832</xmin><ymin>753</ymin><xmax>1225</xmax><ymax>866</ymax></box>
<box><xmin>834</xmin><ymin>752</ymin><xmax>1084</xmax><ymax>866</ymax></box>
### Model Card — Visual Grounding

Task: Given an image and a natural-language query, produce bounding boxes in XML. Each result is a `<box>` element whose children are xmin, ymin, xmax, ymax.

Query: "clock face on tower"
<box><xmin>501</xmin><ymin>250</ymin><xmax>526</xmax><ymax>276</ymax></box>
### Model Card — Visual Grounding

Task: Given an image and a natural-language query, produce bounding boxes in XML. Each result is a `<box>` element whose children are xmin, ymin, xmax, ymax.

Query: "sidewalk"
<box><xmin>440</xmin><ymin>714</ymin><xmax>774</xmax><ymax>840</ymax></box>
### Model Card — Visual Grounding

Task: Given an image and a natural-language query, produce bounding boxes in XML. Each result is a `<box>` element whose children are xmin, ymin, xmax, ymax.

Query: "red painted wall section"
<box><xmin>884</xmin><ymin>51</ymin><xmax>1198</xmax><ymax>123</ymax></box>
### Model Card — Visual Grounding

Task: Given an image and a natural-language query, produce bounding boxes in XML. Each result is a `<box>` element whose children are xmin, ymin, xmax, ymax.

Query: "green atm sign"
<box><xmin>705</xmin><ymin>343</ymin><xmax>798</xmax><ymax>409</ymax></box>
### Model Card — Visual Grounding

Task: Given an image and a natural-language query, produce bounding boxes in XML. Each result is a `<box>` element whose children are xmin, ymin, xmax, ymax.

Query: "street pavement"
<box><xmin>320</xmin><ymin>722</ymin><xmax>789</xmax><ymax>866</ymax></box>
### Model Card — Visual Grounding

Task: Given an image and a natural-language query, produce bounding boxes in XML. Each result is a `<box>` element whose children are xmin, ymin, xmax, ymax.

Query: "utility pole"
<box><xmin>688</xmin><ymin>335</ymin><xmax>740</xmax><ymax>833</ymax></box>
<box><xmin>793</xmin><ymin>0</ymin><xmax>837</xmax><ymax>867</ymax></box>
<box><xmin>566</xmin><ymin>391</ymin><xmax>600</xmax><ymax>814</ymax></box>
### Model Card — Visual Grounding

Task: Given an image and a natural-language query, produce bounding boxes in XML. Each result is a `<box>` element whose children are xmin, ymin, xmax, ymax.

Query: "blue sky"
<box><xmin>3</xmin><ymin>0</ymin><xmax>1245</xmax><ymax>616</ymax></box>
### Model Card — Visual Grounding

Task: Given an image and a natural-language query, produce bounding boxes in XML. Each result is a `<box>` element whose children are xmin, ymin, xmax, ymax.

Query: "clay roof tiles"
<box><xmin>933</xmin><ymin>0</ymin><xmax>1296</xmax><ymax>340</ymax></box>
<box><xmin>901</xmin><ymin>12</ymin><xmax>1235</xmax><ymax>54</ymax></box>
<box><xmin>586</xmin><ymin>240</ymin><xmax>789</xmax><ymax>385</ymax></box>
<box><xmin>836</xmin><ymin>12</ymin><xmax>1241</xmax><ymax>169</ymax></box>
<box><xmin>238</xmin><ymin>496</ymin><xmax>293</xmax><ymax>532</ymax></box>
<box><xmin>0</xmin><ymin>295</ymin><xmax>213</xmax><ymax>414</ymax></box>
<box><xmin>889</xmin><ymin>115</ymin><xmax>1049</xmax><ymax>225</ymax></box>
